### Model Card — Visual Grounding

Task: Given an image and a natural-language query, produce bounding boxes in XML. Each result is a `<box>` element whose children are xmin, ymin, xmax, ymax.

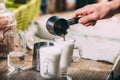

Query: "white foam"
<box><xmin>54</xmin><ymin>39</ymin><xmax>75</xmax><ymax>47</ymax></box>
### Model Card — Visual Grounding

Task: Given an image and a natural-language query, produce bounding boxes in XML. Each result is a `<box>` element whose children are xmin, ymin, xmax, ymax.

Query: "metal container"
<box><xmin>33</xmin><ymin>42</ymin><xmax>53</xmax><ymax>71</ymax></box>
<box><xmin>46</xmin><ymin>16</ymin><xmax>80</xmax><ymax>36</ymax></box>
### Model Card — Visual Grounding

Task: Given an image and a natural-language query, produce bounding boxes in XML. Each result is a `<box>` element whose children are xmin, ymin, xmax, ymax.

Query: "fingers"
<box><xmin>80</xmin><ymin>13</ymin><xmax>98</xmax><ymax>23</ymax></box>
<box><xmin>78</xmin><ymin>12</ymin><xmax>98</xmax><ymax>26</ymax></box>
<box><xmin>72</xmin><ymin>6</ymin><xmax>93</xmax><ymax>18</ymax></box>
<box><xmin>72</xmin><ymin>5</ymin><xmax>98</xmax><ymax>26</ymax></box>
<box><xmin>84</xmin><ymin>21</ymin><xmax>96</xmax><ymax>26</ymax></box>
<box><xmin>73</xmin><ymin>13</ymin><xmax>97</xmax><ymax>26</ymax></box>
<box><xmin>79</xmin><ymin>19</ymin><xmax>97</xmax><ymax>26</ymax></box>
<box><xmin>72</xmin><ymin>8</ymin><xmax>88</xmax><ymax>18</ymax></box>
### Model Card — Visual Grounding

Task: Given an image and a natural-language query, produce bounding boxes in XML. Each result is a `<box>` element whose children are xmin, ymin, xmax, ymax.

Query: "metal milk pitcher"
<box><xmin>33</xmin><ymin>42</ymin><xmax>53</xmax><ymax>71</ymax></box>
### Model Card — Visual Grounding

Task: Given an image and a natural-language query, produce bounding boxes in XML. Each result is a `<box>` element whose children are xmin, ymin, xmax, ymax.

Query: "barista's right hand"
<box><xmin>72</xmin><ymin>1</ymin><xmax>116</xmax><ymax>26</ymax></box>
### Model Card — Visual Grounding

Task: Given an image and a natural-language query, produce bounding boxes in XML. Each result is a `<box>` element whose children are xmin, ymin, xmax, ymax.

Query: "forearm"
<box><xmin>109</xmin><ymin>0</ymin><xmax>120</xmax><ymax>14</ymax></box>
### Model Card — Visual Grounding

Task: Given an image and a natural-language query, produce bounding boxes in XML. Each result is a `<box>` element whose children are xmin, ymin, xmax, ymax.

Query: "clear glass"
<box><xmin>7</xmin><ymin>31</ymin><xmax>25</xmax><ymax>72</ymax></box>
<box><xmin>54</xmin><ymin>37</ymin><xmax>81</xmax><ymax>79</ymax></box>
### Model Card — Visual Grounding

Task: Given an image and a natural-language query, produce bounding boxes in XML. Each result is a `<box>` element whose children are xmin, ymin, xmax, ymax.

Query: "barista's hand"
<box><xmin>73</xmin><ymin>2</ymin><xmax>115</xmax><ymax>26</ymax></box>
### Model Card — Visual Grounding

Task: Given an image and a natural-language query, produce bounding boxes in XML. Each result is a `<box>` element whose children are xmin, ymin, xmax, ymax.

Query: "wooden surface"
<box><xmin>0</xmin><ymin>58</ymin><xmax>115</xmax><ymax>80</ymax></box>
<box><xmin>68</xmin><ymin>59</ymin><xmax>113</xmax><ymax>80</ymax></box>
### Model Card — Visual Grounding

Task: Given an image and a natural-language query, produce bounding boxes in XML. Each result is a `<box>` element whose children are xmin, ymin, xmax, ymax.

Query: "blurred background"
<box><xmin>3</xmin><ymin>0</ymin><xmax>111</xmax><ymax>31</ymax></box>
<box><xmin>40</xmin><ymin>0</ymin><xmax>109</xmax><ymax>14</ymax></box>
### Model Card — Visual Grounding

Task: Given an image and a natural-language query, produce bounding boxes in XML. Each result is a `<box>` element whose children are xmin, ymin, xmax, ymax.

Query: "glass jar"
<box><xmin>0</xmin><ymin>2</ymin><xmax>16</xmax><ymax>58</ymax></box>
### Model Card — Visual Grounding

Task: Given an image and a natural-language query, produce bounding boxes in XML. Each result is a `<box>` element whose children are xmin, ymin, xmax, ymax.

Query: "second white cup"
<box><xmin>39</xmin><ymin>46</ymin><xmax>62</xmax><ymax>79</ymax></box>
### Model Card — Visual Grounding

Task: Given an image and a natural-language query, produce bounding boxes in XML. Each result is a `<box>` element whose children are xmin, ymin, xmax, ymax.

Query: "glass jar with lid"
<box><xmin>0</xmin><ymin>1</ymin><xmax>16</xmax><ymax>58</ymax></box>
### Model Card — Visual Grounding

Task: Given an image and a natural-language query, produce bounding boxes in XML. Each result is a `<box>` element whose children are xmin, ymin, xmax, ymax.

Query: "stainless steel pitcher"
<box><xmin>33</xmin><ymin>42</ymin><xmax>53</xmax><ymax>71</ymax></box>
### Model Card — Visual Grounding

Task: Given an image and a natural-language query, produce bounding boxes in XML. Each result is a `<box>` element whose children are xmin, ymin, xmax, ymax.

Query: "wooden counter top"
<box><xmin>0</xmin><ymin>58</ymin><xmax>114</xmax><ymax>80</ymax></box>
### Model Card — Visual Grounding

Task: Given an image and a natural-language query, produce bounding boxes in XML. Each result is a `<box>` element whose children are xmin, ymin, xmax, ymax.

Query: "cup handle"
<box><xmin>72</xmin><ymin>47</ymin><xmax>82</xmax><ymax>63</ymax></box>
<box><xmin>44</xmin><ymin>58</ymin><xmax>51</xmax><ymax>74</ymax></box>
<box><xmin>75</xmin><ymin>47</ymin><xmax>82</xmax><ymax>57</ymax></box>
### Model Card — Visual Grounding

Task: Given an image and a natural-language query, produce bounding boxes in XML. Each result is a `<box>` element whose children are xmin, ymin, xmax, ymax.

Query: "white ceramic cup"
<box><xmin>39</xmin><ymin>46</ymin><xmax>62</xmax><ymax>79</ymax></box>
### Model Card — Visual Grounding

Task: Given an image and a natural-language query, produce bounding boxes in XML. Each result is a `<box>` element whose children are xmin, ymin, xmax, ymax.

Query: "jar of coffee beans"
<box><xmin>0</xmin><ymin>2</ymin><xmax>16</xmax><ymax>58</ymax></box>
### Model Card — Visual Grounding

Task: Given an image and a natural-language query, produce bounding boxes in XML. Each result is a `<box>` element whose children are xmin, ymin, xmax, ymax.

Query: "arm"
<box><xmin>73</xmin><ymin>0</ymin><xmax>120</xmax><ymax>26</ymax></box>
<box><xmin>109</xmin><ymin>0</ymin><xmax>120</xmax><ymax>14</ymax></box>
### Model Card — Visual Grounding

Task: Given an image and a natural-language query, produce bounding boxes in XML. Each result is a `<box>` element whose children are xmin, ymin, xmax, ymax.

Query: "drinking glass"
<box><xmin>54</xmin><ymin>37</ymin><xmax>81</xmax><ymax>79</ymax></box>
<box><xmin>7</xmin><ymin>30</ymin><xmax>25</xmax><ymax>72</ymax></box>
